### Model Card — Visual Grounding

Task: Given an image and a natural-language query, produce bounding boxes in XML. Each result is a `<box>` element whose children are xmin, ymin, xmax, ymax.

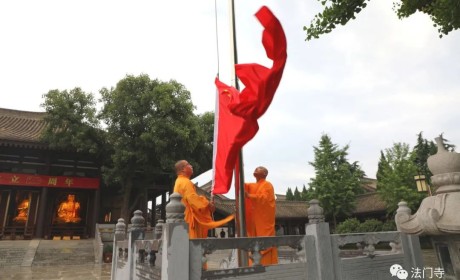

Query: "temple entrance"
<box><xmin>0</xmin><ymin>189</ymin><xmax>40</xmax><ymax>239</ymax></box>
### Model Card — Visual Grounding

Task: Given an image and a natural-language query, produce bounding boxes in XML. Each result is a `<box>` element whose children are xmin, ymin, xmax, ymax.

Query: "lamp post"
<box><xmin>414</xmin><ymin>174</ymin><xmax>432</xmax><ymax>196</ymax></box>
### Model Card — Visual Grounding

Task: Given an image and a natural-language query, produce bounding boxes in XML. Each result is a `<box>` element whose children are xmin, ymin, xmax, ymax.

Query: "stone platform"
<box><xmin>0</xmin><ymin>239</ymin><xmax>110</xmax><ymax>279</ymax></box>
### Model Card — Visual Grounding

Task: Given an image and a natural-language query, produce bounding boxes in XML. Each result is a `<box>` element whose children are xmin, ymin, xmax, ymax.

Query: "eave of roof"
<box><xmin>0</xmin><ymin>108</ymin><xmax>47</xmax><ymax>147</ymax></box>
<box><xmin>353</xmin><ymin>192</ymin><xmax>387</xmax><ymax>214</ymax></box>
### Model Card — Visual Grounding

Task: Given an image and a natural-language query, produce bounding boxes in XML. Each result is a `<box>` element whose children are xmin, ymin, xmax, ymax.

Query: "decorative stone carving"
<box><xmin>154</xmin><ymin>219</ymin><xmax>164</xmax><ymax>239</ymax></box>
<box><xmin>431</xmin><ymin>172</ymin><xmax>460</xmax><ymax>193</ymax></box>
<box><xmin>166</xmin><ymin>193</ymin><xmax>185</xmax><ymax>223</ymax></box>
<box><xmin>308</xmin><ymin>199</ymin><xmax>324</xmax><ymax>224</ymax></box>
<box><xmin>396</xmin><ymin>136</ymin><xmax>460</xmax><ymax>235</ymax></box>
<box><xmin>115</xmin><ymin>218</ymin><xmax>126</xmax><ymax>240</ymax></box>
<box><xmin>250</xmin><ymin>242</ymin><xmax>262</xmax><ymax>266</ymax></box>
<box><xmin>389</xmin><ymin>241</ymin><xmax>402</xmax><ymax>253</ymax></box>
<box><xmin>427</xmin><ymin>137</ymin><xmax>460</xmax><ymax>175</ymax></box>
<box><xmin>131</xmin><ymin>210</ymin><xmax>145</xmax><ymax>231</ymax></box>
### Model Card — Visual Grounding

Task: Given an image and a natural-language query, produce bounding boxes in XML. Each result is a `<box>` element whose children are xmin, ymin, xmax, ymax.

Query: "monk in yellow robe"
<box><xmin>245</xmin><ymin>166</ymin><xmax>278</xmax><ymax>265</ymax></box>
<box><xmin>173</xmin><ymin>160</ymin><xmax>234</xmax><ymax>239</ymax></box>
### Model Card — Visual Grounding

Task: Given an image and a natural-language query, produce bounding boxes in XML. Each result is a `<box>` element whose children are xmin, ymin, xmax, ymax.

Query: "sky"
<box><xmin>1</xmin><ymin>0</ymin><xmax>459</xmax><ymax>197</ymax></box>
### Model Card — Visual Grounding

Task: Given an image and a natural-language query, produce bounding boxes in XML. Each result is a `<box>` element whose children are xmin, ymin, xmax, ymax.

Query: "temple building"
<box><xmin>0</xmin><ymin>108</ymin><xmax>102</xmax><ymax>239</ymax></box>
<box><xmin>0</xmin><ymin>108</ymin><xmax>178</xmax><ymax>240</ymax></box>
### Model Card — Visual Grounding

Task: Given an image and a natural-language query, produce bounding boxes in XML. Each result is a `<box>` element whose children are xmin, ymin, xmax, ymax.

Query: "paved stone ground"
<box><xmin>0</xmin><ymin>239</ymin><xmax>110</xmax><ymax>280</ymax></box>
<box><xmin>0</xmin><ymin>240</ymin><xmax>31</xmax><ymax>267</ymax></box>
<box><xmin>0</xmin><ymin>263</ymin><xmax>111</xmax><ymax>280</ymax></box>
<box><xmin>32</xmin><ymin>240</ymin><xmax>95</xmax><ymax>266</ymax></box>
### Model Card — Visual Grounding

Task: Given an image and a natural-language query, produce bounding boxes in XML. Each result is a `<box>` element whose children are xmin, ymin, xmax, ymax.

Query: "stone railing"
<box><xmin>94</xmin><ymin>223</ymin><xmax>116</xmax><ymax>264</ymax></box>
<box><xmin>111</xmin><ymin>195</ymin><xmax>424</xmax><ymax>280</ymax></box>
<box><xmin>111</xmin><ymin>211</ymin><xmax>163</xmax><ymax>280</ymax></box>
<box><xmin>94</xmin><ymin>223</ymin><xmax>104</xmax><ymax>264</ymax></box>
<box><xmin>189</xmin><ymin>235</ymin><xmax>308</xmax><ymax>279</ymax></box>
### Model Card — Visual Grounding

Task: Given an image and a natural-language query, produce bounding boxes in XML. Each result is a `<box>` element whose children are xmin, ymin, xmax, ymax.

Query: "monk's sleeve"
<box><xmin>182</xmin><ymin>185</ymin><xmax>210</xmax><ymax>213</ymax></box>
<box><xmin>251</xmin><ymin>182</ymin><xmax>274</xmax><ymax>203</ymax></box>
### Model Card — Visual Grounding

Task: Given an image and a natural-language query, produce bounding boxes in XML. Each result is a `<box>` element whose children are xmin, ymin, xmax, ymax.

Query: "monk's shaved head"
<box><xmin>175</xmin><ymin>160</ymin><xmax>188</xmax><ymax>174</ymax></box>
<box><xmin>253</xmin><ymin>166</ymin><xmax>268</xmax><ymax>181</ymax></box>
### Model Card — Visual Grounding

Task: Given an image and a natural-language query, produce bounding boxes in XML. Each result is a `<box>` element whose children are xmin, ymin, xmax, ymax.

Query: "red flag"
<box><xmin>212</xmin><ymin>6</ymin><xmax>287</xmax><ymax>194</ymax></box>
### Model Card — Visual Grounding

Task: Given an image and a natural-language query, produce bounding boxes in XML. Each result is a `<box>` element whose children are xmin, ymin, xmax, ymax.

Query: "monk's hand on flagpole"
<box><xmin>244</xmin><ymin>191</ymin><xmax>251</xmax><ymax>198</ymax></box>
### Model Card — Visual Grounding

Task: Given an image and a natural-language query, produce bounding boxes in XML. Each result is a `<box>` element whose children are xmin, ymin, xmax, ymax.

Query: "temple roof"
<box><xmin>0</xmin><ymin>108</ymin><xmax>47</xmax><ymax>148</ymax></box>
<box><xmin>353</xmin><ymin>192</ymin><xmax>387</xmax><ymax>214</ymax></box>
<box><xmin>195</xmin><ymin>179</ymin><xmax>387</xmax><ymax>220</ymax></box>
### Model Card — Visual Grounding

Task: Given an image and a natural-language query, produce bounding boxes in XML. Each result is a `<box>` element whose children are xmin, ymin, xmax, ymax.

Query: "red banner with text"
<box><xmin>0</xmin><ymin>172</ymin><xmax>100</xmax><ymax>189</ymax></box>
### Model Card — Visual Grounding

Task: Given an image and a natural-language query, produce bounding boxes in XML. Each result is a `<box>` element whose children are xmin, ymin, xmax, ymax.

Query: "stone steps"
<box><xmin>0</xmin><ymin>239</ymin><xmax>96</xmax><ymax>267</ymax></box>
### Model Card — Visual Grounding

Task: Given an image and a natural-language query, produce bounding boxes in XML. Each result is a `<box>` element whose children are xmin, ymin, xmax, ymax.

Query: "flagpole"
<box><xmin>228</xmin><ymin>0</ymin><xmax>248</xmax><ymax>267</ymax></box>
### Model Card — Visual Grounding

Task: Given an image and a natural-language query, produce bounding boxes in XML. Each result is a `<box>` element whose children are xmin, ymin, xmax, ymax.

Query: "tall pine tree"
<box><xmin>308</xmin><ymin>134</ymin><xmax>365</xmax><ymax>227</ymax></box>
<box><xmin>286</xmin><ymin>187</ymin><xmax>294</xmax><ymax>201</ymax></box>
<box><xmin>377</xmin><ymin>142</ymin><xmax>425</xmax><ymax>215</ymax></box>
<box><xmin>293</xmin><ymin>187</ymin><xmax>302</xmax><ymax>201</ymax></box>
<box><xmin>412</xmin><ymin>132</ymin><xmax>436</xmax><ymax>186</ymax></box>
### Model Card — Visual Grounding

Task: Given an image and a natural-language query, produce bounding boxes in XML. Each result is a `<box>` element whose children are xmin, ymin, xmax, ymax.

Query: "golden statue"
<box><xmin>13</xmin><ymin>198</ymin><xmax>29</xmax><ymax>222</ymax></box>
<box><xmin>57</xmin><ymin>194</ymin><xmax>81</xmax><ymax>223</ymax></box>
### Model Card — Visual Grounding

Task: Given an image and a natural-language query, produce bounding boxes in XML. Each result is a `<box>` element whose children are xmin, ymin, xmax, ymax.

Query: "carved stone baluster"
<box><xmin>295</xmin><ymin>240</ymin><xmax>305</xmax><ymax>263</ymax></box>
<box><xmin>251</xmin><ymin>242</ymin><xmax>262</xmax><ymax>266</ymax></box>
<box><xmin>115</xmin><ymin>218</ymin><xmax>126</xmax><ymax>239</ymax></box>
<box><xmin>131</xmin><ymin>210</ymin><xmax>145</xmax><ymax>231</ymax></box>
<box><xmin>162</xmin><ymin>193</ymin><xmax>189</xmax><ymax>279</ymax></box>
<box><xmin>364</xmin><ymin>235</ymin><xmax>378</xmax><ymax>258</ymax></box>
<box><xmin>201</xmin><ymin>241</ymin><xmax>216</xmax><ymax>270</ymax></box>
<box><xmin>129</xmin><ymin>210</ymin><xmax>145</xmax><ymax>268</ymax></box>
<box><xmin>112</xmin><ymin>218</ymin><xmax>128</xmax><ymax>280</ymax></box>
<box><xmin>307</xmin><ymin>199</ymin><xmax>324</xmax><ymax>224</ymax></box>
<box><xmin>166</xmin><ymin>193</ymin><xmax>185</xmax><ymax>223</ymax></box>
<box><xmin>155</xmin><ymin>219</ymin><xmax>164</xmax><ymax>240</ymax></box>
<box><xmin>389</xmin><ymin>240</ymin><xmax>402</xmax><ymax>253</ymax></box>
<box><xmin>365</xmin><ymin>243</ymin><xmax>376</xmax><ymax>258</ymax></box>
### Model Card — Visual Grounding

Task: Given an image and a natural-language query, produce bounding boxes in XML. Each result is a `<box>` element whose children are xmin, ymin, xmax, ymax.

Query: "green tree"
<box><xmin>377</xmin><ymin>142</ymin><xmax>425</xmax><ymax>215</ymax></box>
<box><xmin>41</xmin><ymin>88</ymin><xmax>107</xmax><ymax>159</ymax></box>
<box><xmin>300</xmin><ymin>185</ymin><xmax>307</xmax><ymax>201</ymax></box>
<box><xmin>293</xmin><ymin>187</ymin><xmax>302</xmax><ymax>201</ymax></box>
<box><xmin>300</xmin><ymin>185</ymin><xmax>315</xmax><ymax>201</ymax></box>
<box><xmin>413</xmin><ymin>132</ymin><xmax>455</xmax><ymax>192</ymax></box>
<box><xmin>358</xmin><ymin>219</ymin><xmax>383</xmax><ymax>232</ymax></box>
<box><xmin>308</xmin><ymin>134</ymin><xmax>365</xmax><ymax>227</ymax></box>
<box><xmin>286</xmin><ymin>187</ymin><xmax>294</xmax><ymax>200</ymax></box>
<box><xmin>381</xmin><ymin>220</ymin><xmax>397</xmax><ymax>231</ymax></box>
<box><xmin>304</xmin><ymin>0</ymin><xmax>460</xmax><ymax>40</ymax></box>
<box><xmin>334</xmin><ymin>217</ymin><xmax>361</xmax><ymax>234</ymax></box>
<box><xmin>412</xmin><ymin>132</ymin><xmax>437</xmax><ymax>185</ymax></box>
<box><xmin>437</xmin><ymin>133</ymin><xmax>456</xmax><ymax>152</ymax></box>
<box><xmin>191</xmin><ymin>112</ymin><xmax>215</xmax><ymax>172</ymax></box>
<box><xmin>41</xmin><ymin>75</ymin><xmax>213</xmax><ymax>222</ymax></box>
<box><xmin>99</xmin><ymin>75</ymin><xmax>211</xmax><ymax>221</ymax></box>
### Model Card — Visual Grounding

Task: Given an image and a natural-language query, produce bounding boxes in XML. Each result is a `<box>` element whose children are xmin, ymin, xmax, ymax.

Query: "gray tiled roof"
<box><xmin>197</xmin><ymin>185</ymin><xmax>387</xmax><ymax>219</ymax></box>
<box><xmin>353</xmin><ymin>192</ymin><xmax>387</xmax><ymax>214</ymax></box>
<box><xmin>0</xmin><ymin>108</ymin><xmax>47</xmax><ymax>148</ymax></box>
<box><xmin>196</xmin><ymin>186</ymin><xmax>309</xmax><ymax>219</ymax></box>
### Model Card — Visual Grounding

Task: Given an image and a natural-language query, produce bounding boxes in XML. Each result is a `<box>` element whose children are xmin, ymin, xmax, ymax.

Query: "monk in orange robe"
<box><xmin>173</xmin><ymin>160</ymin><xmax>234</xmax><ymax>239</ymax></box>
<box><xmin>245</xmin><ymin>166</ymin><xmax>278</xmax><ymax>265</ymax></box>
